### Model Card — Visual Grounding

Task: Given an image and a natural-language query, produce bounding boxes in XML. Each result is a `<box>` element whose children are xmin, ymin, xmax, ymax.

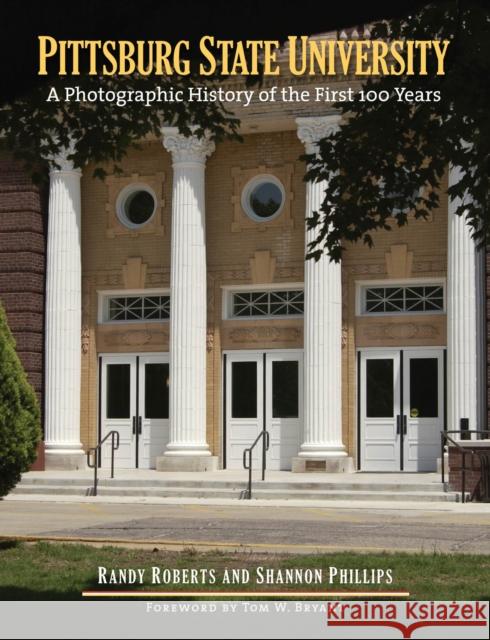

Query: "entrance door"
<box><xmin>224</xmin><ymin>350</ymin><xmax>303</xmax><ymax>470</ymax></box>
<box><xmin>359</xmin><ymin>349</ymin><xmax>444</xmax><ymax>471</ymax></box>
<box><xmin>100</xmin><ymin>354</ymin><xmax>170</xmax><ymax>469</ymax></box>
<box><xmin>402</xmin><ymin>350</ymin><xmax>444</xmax><ymax>472</ymax></box>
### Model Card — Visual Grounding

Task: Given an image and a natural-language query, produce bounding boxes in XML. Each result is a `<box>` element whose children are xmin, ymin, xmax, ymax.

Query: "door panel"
<box><xmin>403</xmin><ymin>351</ymin><xmax>443</xmax><ymax>472</ymax></box>
<box><xmin>139</xmin><ymin>355</ymin><xmax>170</xmax><ymax>469</ymax></box>
<box><xmin>225</xmin><ymin>351</ymin><xmax>302</xmax><ymax>471</ymax></box>
<box><xmin>360</xmin><ymin>351</ymin><xmax>400</xmax><ymax>471</ymax></box>
<box><xmin>226</xmin><ymin>354</ymin><xmax>263</xmax><ymax>469</ymax></box>
<box><xmin>101</xmin><ymin>356</ymin><xmax>136</xmax><ymax>468</ymax></box>
<box><xmin>266</xmin><ymin>354</ymin><xmax>303</xmax><ymax>471</ymax></box>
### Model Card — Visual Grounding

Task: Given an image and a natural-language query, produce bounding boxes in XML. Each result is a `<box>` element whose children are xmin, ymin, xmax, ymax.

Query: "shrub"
<box><xmin>0</xmin><ymin>302</ymin><xmax>41</xmax><ymax>496</ymax></box>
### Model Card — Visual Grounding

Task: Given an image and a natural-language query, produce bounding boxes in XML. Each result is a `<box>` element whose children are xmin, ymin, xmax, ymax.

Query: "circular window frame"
<box><xmin>116</xmin><ymin>183</ymin><xmax>157</xmax><ymax>230</ymax></box>
<box><xmin>241</xmin><ymin>174</ymin><xmax>286</xmax><ymax>223</ymax></box>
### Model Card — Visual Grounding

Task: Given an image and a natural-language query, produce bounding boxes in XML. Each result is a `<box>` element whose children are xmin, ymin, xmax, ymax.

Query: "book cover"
<box><xmin>0</xmin><ymin>1</ymin><xmax>489</xmax><ymax>638</ymax></box>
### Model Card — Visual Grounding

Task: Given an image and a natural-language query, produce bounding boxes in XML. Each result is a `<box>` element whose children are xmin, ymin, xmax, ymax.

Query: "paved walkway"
<box><xmin>1</xmin><ymin>500</ymin><xmax>489</xmax><ymax>554</ymax></box>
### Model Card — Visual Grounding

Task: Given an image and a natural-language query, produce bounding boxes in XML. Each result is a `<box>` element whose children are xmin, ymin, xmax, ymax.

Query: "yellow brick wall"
<box><xmin>80</xmin><ymin>133</ymin><xmax>448</xmax><ymax>465</ymax></box>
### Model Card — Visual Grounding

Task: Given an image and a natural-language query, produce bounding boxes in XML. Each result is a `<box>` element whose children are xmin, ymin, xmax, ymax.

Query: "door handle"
<box><xmin>138</xmin><ymin>416</ymin><xmax>142</xmax><ymax>435</ymax></box>
<box><xmin>132</xmin><ymin>416</ymin><xmax>136</xmax><ymax>435</ymax></box>
<box><xmin>396</xmin><ymin>415</ymin><xmax>401</xmax><ymax>435</ymax></box>
<box><xmin>403</xmin><ymin>415</ymin><xmax>407</xmax><ymax>435</ymax></box>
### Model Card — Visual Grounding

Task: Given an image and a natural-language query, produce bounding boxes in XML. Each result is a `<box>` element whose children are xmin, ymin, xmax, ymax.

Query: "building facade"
<box><xmin>0</xmin><ymin>56</ymin><xmax>487</xmax><ymax>475</ymax></box>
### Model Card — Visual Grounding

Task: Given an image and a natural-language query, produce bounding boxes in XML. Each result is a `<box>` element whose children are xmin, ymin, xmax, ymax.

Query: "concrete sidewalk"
<box><xmin>1</xmin><ymin>499</ymin><xmax>489</xmax><ymax>554</ymax></box>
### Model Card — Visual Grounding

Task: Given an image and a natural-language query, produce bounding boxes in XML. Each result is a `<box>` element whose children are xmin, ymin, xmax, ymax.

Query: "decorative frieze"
<box><xmin>229</xmin><ymin>326</ymin><xmax>301</xmax><ymax>343</ymax></box>
<box><xmin>385</xmin><ymin>244</ymin><xmax>413</xmax><ymax>279</ymax></box>
<box><xmin>355</xmin><ymin>314</ymin><xmax>446</xmax><ymax>347</ymax></box>
<box><xmin>81</xmin><ymin>325</ymin><xmax>90</xmax><ymax>354</ymax></box>
<box><xmin>249</xmin><ymin>250</ymin><xmax>276</xmax><ymax>284</ymax></box>
<box><xmin>122</xmin><ymin>257</ymin><xmax>147</xmax><ymax>289</ymax></box>
<box><xmin>96</xmin><ymin>325</ymin><xmax>169</xmax><ymax>350</ymax></box>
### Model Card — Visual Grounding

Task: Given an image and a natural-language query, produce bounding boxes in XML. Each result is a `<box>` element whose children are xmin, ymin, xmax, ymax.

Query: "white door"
<box><xmin>360</xmin><ymin>350</ymin><xmax>401</xmax><ymax>471</ymax></box>
<box><xmin>360</xmin><ymin>348</ymin><xmax>444</xmax><ymax>472</ymax></box>
<box><xmin>138</xmin><ymin>354</ymin><xmax>170</xmax><ymax>469</ymax></box>
<box><xmin>100</xmin><ymin>355</ymin><xmax>137</xmax><ymax>469</ymax></box>
<box><xmin>403</xmin><ymin>349</ymin><xmax>444</xmax><ymax>472</ymax></box>
<box><xmin>225</xmin><ymin>350</ymin><xmax>302</xmax><ymax>471</ymax></box>
<box><xmin>266</xmin><ymin>352</ymin><xmax>303</xmax><ymax>470</ymax></box>
<box><xmin>100</xmin><ymin>353</ymin><xmax>170</xmax><ymax>469</ymax></box>
<box><xmin>225</xmin><ymin>352</ymin><xmax>264</xmax><ymax>470</ymax></box>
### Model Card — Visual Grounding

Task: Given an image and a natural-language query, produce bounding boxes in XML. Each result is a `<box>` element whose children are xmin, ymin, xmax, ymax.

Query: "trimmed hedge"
<box><xmin>0</xmin><ymin>302</ymin><xmax>41</xmax><ymax>496</ymax></box>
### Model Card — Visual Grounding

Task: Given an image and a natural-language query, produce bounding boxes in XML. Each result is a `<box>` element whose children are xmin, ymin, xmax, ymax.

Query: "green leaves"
<box><xmin>305</xmin><ymin>1</ymin><xmax>490</xmax><ymax>261</ymax></box>
<box><xmin>0</xmin><ymin>73</ymin><xmax>241</xmax><ymax>183</ymax></box>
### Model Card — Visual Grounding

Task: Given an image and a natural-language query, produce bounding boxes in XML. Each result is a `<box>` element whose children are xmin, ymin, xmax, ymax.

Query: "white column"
<box><xmin>294</xmin><ymin>116</ymin><xmax>351</xmax><ymax>472</ymax></box>
<box><xmin>447</xmin><ymin>163</ymin><xmax>485</xmax><ymax>434</ymax></box>
<box><xmin>44</xmin><ymin>146</ymin><xmax>85</xmax><ymax>469</ymax></box>
<box><xmin>158</xmin><ymin>128</ymin><xmax>217</xmax><ymax>471</ymax></box>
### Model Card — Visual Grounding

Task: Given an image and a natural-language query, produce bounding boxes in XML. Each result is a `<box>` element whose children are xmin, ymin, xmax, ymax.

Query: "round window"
<box><xmin>116</xmin><ymin>185</ymin><xmax>156</xmax><ymax>229</ymax></box>
<box><xmin>242</xmin><ymin>175</ymin><xmax>285</xmax><ymax>222</ymax></box>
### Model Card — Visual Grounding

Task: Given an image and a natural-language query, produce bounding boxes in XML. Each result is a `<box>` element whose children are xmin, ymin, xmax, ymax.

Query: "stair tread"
<box><xmin>13</xmin><ymin>486</ymin><xmax>457</xmax><ymax>497</ymax></box>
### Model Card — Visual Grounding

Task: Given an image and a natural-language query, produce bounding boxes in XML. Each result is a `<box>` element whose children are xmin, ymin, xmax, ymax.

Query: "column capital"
<box><xmin>296</xmin><ymin>114</ymin><xmax>342</xmax><ymax>154</ymax></box>
<box><xmin>48</xmin><ymin>138</ymin><xmax>82</xmax><ymax>175</ymax></box>
<box><xmin>161</xmin><ymin>127</ymin><xmax>215</xmax><ymax>165</ymax></box>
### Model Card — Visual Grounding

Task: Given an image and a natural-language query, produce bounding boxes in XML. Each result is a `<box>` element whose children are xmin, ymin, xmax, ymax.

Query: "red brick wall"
<box><xmin>487</xmin><ymin>246</ymin><xmax>490</xmax><ymax>427</ymax></box>
<box><xmin>448</xmin><ymin>446</ymin><xmax>488</xmax><ymax>498</ymax></box>
<box><xmin>0</xmin><ymin>159</ymin><xmax>46</xmax><ymax>414</ymax></box>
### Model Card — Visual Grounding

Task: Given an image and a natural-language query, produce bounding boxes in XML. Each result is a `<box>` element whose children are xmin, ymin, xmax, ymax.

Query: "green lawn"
<box><xmin>0</xmin><ymin>541</ymin><xmax>488</xmax><ymax>600</ymax></box>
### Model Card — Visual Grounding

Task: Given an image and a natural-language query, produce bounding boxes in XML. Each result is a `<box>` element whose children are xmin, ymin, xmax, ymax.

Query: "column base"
<box><xmin>156</xmin><ymin>455</ymin><xmax>219</xmax><ymax>472</ymax></box>
<box><xmin>291</xmin><ymin>456</ymin><xmax>354</xmax><ymax>473</ymax></box>
<box><xmin>44</xmin><ymin>449</ymin><xmax>86</xmax><ymax>470</ymax></box>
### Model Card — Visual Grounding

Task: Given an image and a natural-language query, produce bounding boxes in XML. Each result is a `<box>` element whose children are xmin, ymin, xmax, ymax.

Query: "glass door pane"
<box><xmin>403</xmin><ymin>350</ymin><xmax>443</xmax><ymax>472</ymax></box>
<box><xmin>366</xmin><ymin>359</ymin><xmax>394</xmax><ymax>417</ymax></box>
<box><xmin>409</xmin><ymin>358</ymin><xmax>438</xmax><ymax>418</ymax></box>
<box><xmin>272</xmin><ymin>360</ymin><xmax>299</xmax><ymax>418</ymax></box>
<box><xmin>101</xmin><ymin>357</ymin><xmax>136</xmax><ymax>469</ymax></box>
<box><xmin>231</xmin><ymin>361</ymin><xmax>257</xmax><ymax>418</ymax></box>
<box><xmin>106</xmin><ymin>364</ymin><xmax>130</xmax><ymax>419</ymax></box>
<box><xmin>145</xmin><ymin>363</ymin><xmax>169</xmax><ymax>419</ymax></box>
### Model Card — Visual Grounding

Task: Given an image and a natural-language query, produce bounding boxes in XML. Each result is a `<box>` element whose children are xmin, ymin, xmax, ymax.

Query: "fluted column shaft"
<box><xmin>296</xmin><ymin>116</ymin><xmax>347</xmax><ymax>458</ymax></box>
<box><xmin>447</xmin><ymin>163</ymin><xmax>485</xmax><ymax>433</ymax></box>
<box><xmin>162</xmin><ymin>128</ymin><xmax>215</xmax><ymax>456</ymax></box>
<box><xmin>44</xmin><ymin>149</ymin><xmax>85</xmax><ymax>467</ymax></box>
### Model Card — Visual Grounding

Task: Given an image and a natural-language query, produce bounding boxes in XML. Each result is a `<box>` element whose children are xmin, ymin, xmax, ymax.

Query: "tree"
<box><xmin>0</xmin><ymin>1</ymin><xmax>425</xmax><ymax>182</ymax></box>
<box><xmin>0</xmin><ymin>2</ymin><xmax>486</xmax><ymax>255</ymax></box>
<box><xmin>0</xmin><ymin>72</ymin><xmax>240</xmax><ymax>182</ymax></box>
<box><xmin>305</xmin><ymin>0</ymin><xmax>490</xmax><ymax>261</ymax></box>
<box><xmin>0</xmin><ymin>303</ymin><xmax>41</xmax><ymax>496</ymax></box>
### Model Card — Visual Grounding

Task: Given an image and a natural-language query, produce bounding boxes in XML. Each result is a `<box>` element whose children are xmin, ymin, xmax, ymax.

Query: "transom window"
<box><xmin>231</xmin><ymin>289</ymin><xmax>304</xmax><ymax>318</ymax></box>
<box><xmin>107</xmin><ymin>295</ymin><xmax>170</xmax><ymax>322</ymax></box>
<box><xmin>362</xmin><ymin>285</ymin><xmax>444</xmax><ymax>314</ymax></box>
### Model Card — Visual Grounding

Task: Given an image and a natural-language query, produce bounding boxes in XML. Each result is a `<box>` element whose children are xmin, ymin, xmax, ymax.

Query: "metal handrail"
<box><xmin>240</xmin><ymin>430</ymin><xmax>270</xmax><ymax>500</ymax></box>
<box><xmin>441</xmin><ymin>430</ymin><xmax>490</xmax><ymax>503</ymax></box>
<box><xmin>86</xmin><ymin>430</ymin><xmax>120</xmax><ymax>496</ymax></box>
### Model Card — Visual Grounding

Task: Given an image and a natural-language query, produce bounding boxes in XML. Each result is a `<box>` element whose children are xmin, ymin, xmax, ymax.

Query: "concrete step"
<box><xmin>17</xmin><ymin>476</ymin><xmax>446</xmax><ymax>493</ymax></box>
<box><xmin>11</xmin><ymin>483</ymin><xmax>461</xmax><ymax>502</ymax></box>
